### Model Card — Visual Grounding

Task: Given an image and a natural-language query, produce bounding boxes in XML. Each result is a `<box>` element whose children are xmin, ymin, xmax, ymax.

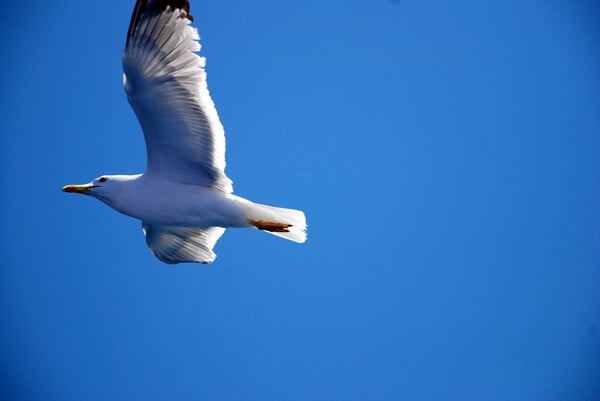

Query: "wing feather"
<box><xmin>142</xmin><ymin>223</ymin><xmax>226</xmax><ymax>264</ymax></box>
<box><xmin>123</xmin><ymin>0</ymin><xmax>232</xmax><ymax>192</ymax></box>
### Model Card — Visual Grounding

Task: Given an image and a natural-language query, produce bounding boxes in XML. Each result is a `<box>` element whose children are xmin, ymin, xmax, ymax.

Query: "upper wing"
<box><xmin>142</xmin><ymin>223</ymin><xmax>226</xmax><ymax>264</ymax></box>
<box><xmin>123</xmin><ymin>0</ymin><xmax>232</xmax><ymax>193</ymax></box>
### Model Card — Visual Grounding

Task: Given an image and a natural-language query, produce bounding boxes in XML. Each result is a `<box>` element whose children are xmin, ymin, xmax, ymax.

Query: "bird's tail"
<box><xmin>243</xmin><ymin>201</ymin><xmax>307</xmax><ymax>243</ymax></box>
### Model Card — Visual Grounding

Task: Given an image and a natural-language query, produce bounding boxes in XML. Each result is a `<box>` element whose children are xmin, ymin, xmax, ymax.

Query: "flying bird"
<box><xmin>63</xmin><ymin>0</ymin><xmax>306</xmax><ymax>264</ymax></box>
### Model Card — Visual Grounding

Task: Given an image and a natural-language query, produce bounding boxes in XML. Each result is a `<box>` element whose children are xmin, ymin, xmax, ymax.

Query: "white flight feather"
<box><xmin>142</xmin><ymin>223</ymin><xmax>226</xmax><ymax>264</ymax></box>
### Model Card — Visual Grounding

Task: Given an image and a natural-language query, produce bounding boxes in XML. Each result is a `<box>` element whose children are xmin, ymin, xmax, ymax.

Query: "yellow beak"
<box><xmin>62</xmin><ymin>183</ymin><xmax>96</xmax><ymax>194</ymax></box>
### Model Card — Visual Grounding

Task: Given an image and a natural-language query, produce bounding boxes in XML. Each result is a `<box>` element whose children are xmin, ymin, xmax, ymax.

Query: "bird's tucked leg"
<box><xmin>248</xmin><ymin>219</ymin><xmax>292</xmax><ymax>233</ymax></box>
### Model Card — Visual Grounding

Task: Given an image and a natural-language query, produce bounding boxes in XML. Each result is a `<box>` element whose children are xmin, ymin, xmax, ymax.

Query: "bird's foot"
<box><xmin>248</xmin><ymin>219</ymin><xmax>292</xmax><ymax>233</ymax></box>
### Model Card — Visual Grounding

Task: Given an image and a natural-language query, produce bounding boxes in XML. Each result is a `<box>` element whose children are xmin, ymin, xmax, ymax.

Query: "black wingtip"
<box><xmin>126</xmin><ymin>0</ymin><xmax>193</xmax><ymax>47</ymax></box>
<box><xmin>152</xmin><ymin>0</ymin><xmax>192</xmax><ymax>20</ymax></box>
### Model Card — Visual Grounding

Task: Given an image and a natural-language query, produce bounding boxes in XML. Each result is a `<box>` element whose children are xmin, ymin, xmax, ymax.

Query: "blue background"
<box><xmin>1</xmin><ymin>1</ymin><xmax>599</xmax><ymax>400</ymax></box>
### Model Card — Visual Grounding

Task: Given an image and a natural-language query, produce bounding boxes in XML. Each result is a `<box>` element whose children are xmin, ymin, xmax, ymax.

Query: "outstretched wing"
<box><xmin>123</xmin><ymin>0</ymin><xmax>232</xmax><ymax>193</ymax></box>
<box><xmin>142</xmin><ymin>223</ymin><xmax>226</xmax><ymax>264</ymax></box>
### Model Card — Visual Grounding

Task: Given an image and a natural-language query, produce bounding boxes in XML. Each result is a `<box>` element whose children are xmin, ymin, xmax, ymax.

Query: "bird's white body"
<box><xmin>63</xmin><ymin>1</ymin><xmax>306</xmax><ymax>264</ymax></box>
<box><xmin>96</xmin><ymin>174</ymin><xmax>248</xmax><ymax>228</ymax></box>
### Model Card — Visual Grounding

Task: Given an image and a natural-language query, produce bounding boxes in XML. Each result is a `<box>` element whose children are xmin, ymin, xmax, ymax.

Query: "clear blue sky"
<box><xmin>1</xmin><ymin>1</ymin><xmax>599</xmax><ymax>400</ymax></box>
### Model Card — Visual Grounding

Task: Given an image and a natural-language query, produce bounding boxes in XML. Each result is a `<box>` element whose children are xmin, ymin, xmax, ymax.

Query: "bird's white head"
<box><xmin>63</xmin><ymin>174</ymin><xmax>138</xmax><ymax>204</ymax></box>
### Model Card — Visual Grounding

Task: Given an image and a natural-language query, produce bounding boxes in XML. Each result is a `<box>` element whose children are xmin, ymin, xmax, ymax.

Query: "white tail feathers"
<box><xmin>245</xmin><ymin>202</ymin><xmax>307</xmax><ymax>243</ymax></box>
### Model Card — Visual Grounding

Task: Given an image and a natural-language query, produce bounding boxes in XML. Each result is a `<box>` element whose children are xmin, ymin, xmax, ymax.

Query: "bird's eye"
<box><xmin>99</xmin><ymin>177</ymin><xmax>108</xmax><ymax>183</ymax></box>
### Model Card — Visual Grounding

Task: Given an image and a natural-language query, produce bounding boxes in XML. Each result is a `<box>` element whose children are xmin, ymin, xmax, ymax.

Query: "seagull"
<box><xmin>63</xmin><ymin>0</ymin><xmax>306</xmax><ymax>264</ymax></box>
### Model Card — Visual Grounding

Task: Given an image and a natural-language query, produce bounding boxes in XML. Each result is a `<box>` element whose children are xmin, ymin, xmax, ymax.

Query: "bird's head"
<box><xmin>63</xmin><ymin>175</ymin><xmax>125</xmax><ymax>202</ymax></box>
